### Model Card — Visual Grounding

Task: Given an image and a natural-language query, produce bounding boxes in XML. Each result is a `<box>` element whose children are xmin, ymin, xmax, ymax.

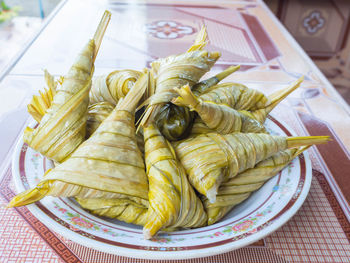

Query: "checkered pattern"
<box><xmin>266</xmin><ymin>176</ymin><xmax>350</xmax><ymax>262</ymax></box>
<box><xmin>1</xmin><ymin>168</ymin><xmax>350</xmax><ymax>262</ymax></box>
<box><xmin>64</xmin><ymin>240</ymin><xmax>287</xmax><ymax>263</ymax></box>
<box><xmin>0</xmin><ymin>195</ymin><xmax>62</xmax><ymax>263</ymax></box>
<box><xmin>0</xmin><ymin>0</ymin><xmax>350</xmax><ymax>262</ymax></box>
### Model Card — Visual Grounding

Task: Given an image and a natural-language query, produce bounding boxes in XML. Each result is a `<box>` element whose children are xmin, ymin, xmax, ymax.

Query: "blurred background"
<box><xmin>265</xmin><ymin>0</ymin><xmax>350</xmax><ymax>104</ymax></box>
<box><xmin>0</xmin><ymin>0</ymin><xmax>60</xmax><ymax>77</ymax></box>
<box><xmin>1</xmin><ymin>0</ymin><xmax>349</xmax><ymax>104</ymax></box>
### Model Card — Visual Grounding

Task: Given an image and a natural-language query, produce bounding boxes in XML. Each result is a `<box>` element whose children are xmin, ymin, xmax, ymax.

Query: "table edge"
<box><xmin>0</xmin><ymin>0</ymin><xmax>69</xmax><ymax>82</ymax></box>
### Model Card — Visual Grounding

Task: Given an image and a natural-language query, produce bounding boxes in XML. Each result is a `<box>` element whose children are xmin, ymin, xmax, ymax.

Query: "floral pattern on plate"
<box><xmin>13</xmin><ymin>116</ymin><xmax>311</xmax><ymax>259</ymax></box>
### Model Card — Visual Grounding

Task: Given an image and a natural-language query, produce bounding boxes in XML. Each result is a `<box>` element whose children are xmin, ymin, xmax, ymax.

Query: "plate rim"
<box><xmin>11</xmin><ymin>115</ymin><xmax>312</xmax><ymax>260</ymax></box>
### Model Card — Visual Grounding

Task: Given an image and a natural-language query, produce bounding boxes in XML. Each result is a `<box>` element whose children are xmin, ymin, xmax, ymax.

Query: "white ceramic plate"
<box><xmin>12</xmin><ymin>116</ymin><xmax>312</xmax><ymax>260</ymax></box>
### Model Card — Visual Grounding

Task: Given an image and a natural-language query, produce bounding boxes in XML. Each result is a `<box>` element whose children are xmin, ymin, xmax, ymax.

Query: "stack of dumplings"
<box><xmin>8</xmin><ymin>12</ymin><xmax>329</xmax><ymax>239</ymax></box>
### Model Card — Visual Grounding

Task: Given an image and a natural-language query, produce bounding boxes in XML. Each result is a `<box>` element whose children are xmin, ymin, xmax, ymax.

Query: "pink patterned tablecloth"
<box><xmin>0</xmin><ymin>0</ymin><xmax>349</xmax><ymax>262</ymax></box>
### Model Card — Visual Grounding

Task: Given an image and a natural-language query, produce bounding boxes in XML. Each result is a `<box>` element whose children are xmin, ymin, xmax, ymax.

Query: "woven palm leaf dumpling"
<box><xmin>24</xmin><ymin>11</ymin><xmax>111</xmax><ymax>163</ymax></box>
<box><xmin>7</xmin><ymin>18</ymin><xmax>331</xmax><ymax>239</ymax></box>
<box><xmin>143</xmin><ymin>124</ymin><xmax>207</xmax><ymax>239</ymax></box>
<box><xmin>174</xmin><ymin>132</ymin><xmax>329</xmax><ymax>204</ymax></box>
<box><xmin>204</xmin><ymin>146</ymin><xmax>310</xmax><ymax>225</ymax></box>
<box><xmin>139</xmin><ymin>26</ymin><xmax>221</xmax><ymax>141</ymax></box>
<box><xmin>173</xmin><ymin>77</ymin><xmax>304</xmax><ymax>136</ymax></box>
<box><xmin>155</xmin><ymin>64</ymin><xmax>241</xmax><ymax>141</ymax></box>
<box><xmin>8</xmin><ymin>71</ymin><xmax>150</xmax><ymax>223</ymax></box>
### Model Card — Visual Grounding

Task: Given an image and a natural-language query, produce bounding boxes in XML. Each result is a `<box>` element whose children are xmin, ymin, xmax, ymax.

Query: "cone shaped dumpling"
<box><xmin>23</xmin><ymin>11</ymin><xmax>111</xmax><ymax>163</ymax></box>
<box><xmin>198</xmin><ymin>77</ymin><xmax>303</xmax><ymax>121</ymax></box>
<box><xmin>188</xmin><ymin>78</ymin><xmax>304</xmax><ymax>136</ymax></box>
<box><xmin>143</xmin><ymin>124</ymin><xmax>207</xmax><ymax>239</ymax></box>
<box><xmin>140</xmin><ymin>26</ymin><xmax>221</xmax><ymax>128</ymax></box>
<box><xmin>8</xmin><ymin>71</ymin><xmax>150</xmax><ymax>210</ymax></box>
<box><xmin>155</xmin><ymin>65</ymin><xmax>241</xmax><ymax>141</ymax></box>
<box><xmin>205</xmin><ymin>147</ymin><xmax>309</xmax><ymax>225</ymax></box>
<box><xmin>174</xmin><ymin>133</ymin><xmax>329</xmax><ymax>203</ymax></box>
<box><xmin>24</xmin><ymin>42</ymin><xmax>93</xmax><ymax>163</ymax></box>
<box><xmin>173</xmin><ymin>85</ymin><xmax>266</xmax><ymax>135</ymax></box>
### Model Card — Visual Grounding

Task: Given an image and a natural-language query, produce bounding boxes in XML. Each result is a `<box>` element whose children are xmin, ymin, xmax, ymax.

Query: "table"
<box><xmin>0</xmin><ymin>0</ymin><xmax>349</xmax><ymax>262</ymax></box>
<box><xmin>0</xmin><ymin>16</ymin><xmax>42</xmax><ymax>74</ymax></box>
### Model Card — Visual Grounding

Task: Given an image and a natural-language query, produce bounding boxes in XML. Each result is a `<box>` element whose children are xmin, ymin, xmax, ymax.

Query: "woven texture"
<box><xmin>1</xmin><ymin>167</ymin><xmax>349</xmax><ymax>262</ymax></box>
<box><xmin>0</xmin><ymin>0</ymin><xmax>349</xmax><ymax>262</ymax></box>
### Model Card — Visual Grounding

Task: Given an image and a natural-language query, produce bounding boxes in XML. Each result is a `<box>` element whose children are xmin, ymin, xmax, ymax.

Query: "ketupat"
<box><xmin>90</xmin><ymin>69</ymin><xmax>142</xmax><ymax>105</ymax></box>
<box><xmin>204</xmin><ymin>146</ymin><xmax>310</xmax><ymax>225</ymax></box>
<box><xmin>173</xmin><ymin>84</ymin><xmax>266</xmax><ymax>134</ymax></box>
<box><xmin>143</xmin><ymin>124</ymin><xmax>207</xmax><ymax>239</ymax></box>
<box><xmin>139</xmin><ymin>26</ymin><xmax>221</xmax><ymax>128</ymax></box>
<box><xmin>23</xmin><ymin>11</ymin><xmax>111</xmax><ymax>163</ymax></box>
<box><xmin>8</xmin><ymin>72</ymin><xmax>149</xmax><ymax>213</ymax></box>
<box><xmin>155</xmin><ymin>65</ymin><xmax>241</xmax><ymax>141</ymax></box>
<box><xmin>198</xmin><ymin>77</ymin><xmax>304</xmax><ymax>113</ymax></box>
<box><xmin>187</xmin><ymin>77</ymin><xmax>304</xmax><ymax>135</ymax></box>
<box><xmin>174</xmin><ymin>132</ymin><xmax>329</xmax><ymax>203</ymax></box>
<box><xmin>8</xmin><ymin>15</ymin><xmax>331</xmax><ymax>235</ymax></box>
